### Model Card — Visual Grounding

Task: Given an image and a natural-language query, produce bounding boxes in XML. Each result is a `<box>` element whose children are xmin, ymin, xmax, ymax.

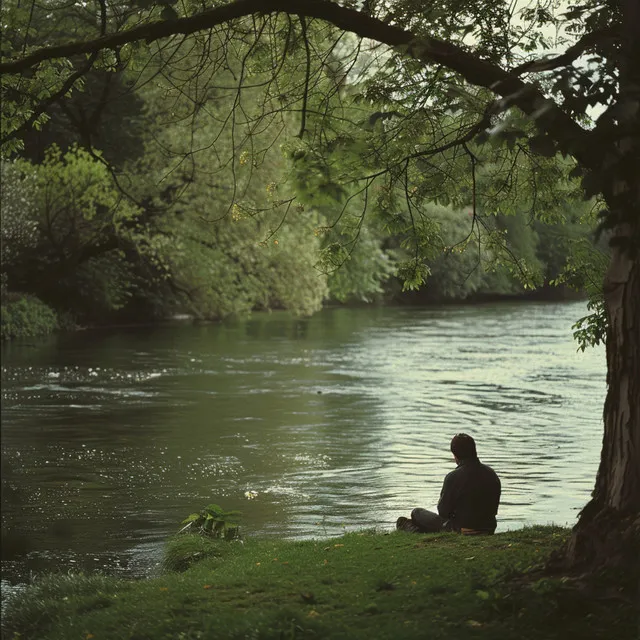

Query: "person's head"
<box><xmin>450</xmin><ymin>433</ymin><xmax>477</xmax><ymax>463</ymax></box>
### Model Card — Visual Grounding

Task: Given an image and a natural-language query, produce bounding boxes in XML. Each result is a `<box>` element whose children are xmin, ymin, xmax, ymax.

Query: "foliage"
<box><xmin>0</xmin><ymin>0</ymin><xmax>619</xmax><ymax>326</ymax></box>
<box><xmin>271</xmin><ymin>23</ymin><xmax>601</xmax><ymax>304</ymax></box>
<box><xmin>548</xmin><ymin>207</ymin><xmax>610</xmax><ymax>350</ymax></box>
<box><xmin>111</xmin><ymin>43</ymin><xmax>333</xmax><ymax>320</ymax></box>
<box><xmin>326</xmin><ymin>223</ymin><xmax>397</xmax><ymax>303</ymax></box>
<box><xmin>1</xmin><ymin>145</ymin><xmax>143</xmax><ymax>318</ymax></box>
<box><xmin>570</xmin><ymin>299</ymin><xmax>607</xmax><ymax>352</ymax></box>
<box><xmin>0</xmin><ymin>293</ymin><xmax>58</xmax><ymax>340</ymax></box>
<box><xmin>32</xmin><ymin>144</ymin><xmax>140</xmax><ymax>249</ymax></box>
<box><xmin>0</xmin><ymin>159</ymin><xmax>39</xmax><ymax>275</ymax></box>
<box><xmin>179</xmin><ymin>503</ymin><xmax>241</xmax><ymax>540</ymax></box>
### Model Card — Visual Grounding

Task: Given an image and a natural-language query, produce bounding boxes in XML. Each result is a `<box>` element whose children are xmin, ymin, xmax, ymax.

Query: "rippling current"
<box><xmin>1</xmin><ymin>302</ymin><xmax>605</xmax><ymax>585</ymax></box>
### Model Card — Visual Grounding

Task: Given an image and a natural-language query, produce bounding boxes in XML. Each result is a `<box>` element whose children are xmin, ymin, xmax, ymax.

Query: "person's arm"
<box><xmin>493</xmin><ymin>474</ymin><xmax>501</xmax><ymax>514</ymax></box>
<box><xmin>437</xmin><ymin>470</ymin><xmax>458</xmax><ymax>519</ymax></box>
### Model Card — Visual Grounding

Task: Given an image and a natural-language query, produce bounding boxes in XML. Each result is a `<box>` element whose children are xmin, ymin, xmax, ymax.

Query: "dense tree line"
<box><xmin>1</xmin><ymin>28</ymin><xmax>599</xmax><ymax>338</ymax></box>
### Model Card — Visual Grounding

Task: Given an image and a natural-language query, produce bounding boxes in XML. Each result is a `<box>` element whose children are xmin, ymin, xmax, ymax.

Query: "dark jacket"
<box><xmin>437</xmin><ymin>458</ymin><xmax>501</xmax><ymax>532</ymax></box>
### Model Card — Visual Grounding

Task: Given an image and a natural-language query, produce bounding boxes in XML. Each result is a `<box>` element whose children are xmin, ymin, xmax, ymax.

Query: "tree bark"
<box><xmin>561</xmin><ymin>221</ymin><xmax>640</xmax><ymax>574</ymax></box>
<box><xmin>561</xmin><ymin>0</ymin><xmax>640</xmax><ymax>576</ymax></box>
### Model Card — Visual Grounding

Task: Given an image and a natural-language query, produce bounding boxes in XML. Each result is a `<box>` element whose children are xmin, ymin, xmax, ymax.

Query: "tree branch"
<box><xmin>1</xmin><ymin>0</ymin><xmax>109</xmax><ymax>147</ymax></box>
<box><xmin>1</xmin><ymin>0</ymin><xmax>596</xmax><ymax>167</ymax></box>
<box><xmin>511</xmin><ymin>27</ymin><xmax>616</xmax><ymax>76</ymax></box>
<box><xmin>1</xmin><ymin>55</ymin><xmax>99</xmax><ymax>147</ymax></box>
<box><xmin>297</xmin><ymin>16</ymin><xmax>311</xmax><ymax>139</ymax></box>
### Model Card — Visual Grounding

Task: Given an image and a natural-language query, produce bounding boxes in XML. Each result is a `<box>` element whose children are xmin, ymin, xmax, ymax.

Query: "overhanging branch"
<box><xmin>0</xmin><ymin>0</ymin><xmax>596</xmax><ymax>168</ymax></box>
<box><xmin>512</xmin><ymin>27</ymin><xmax>616</xmax><ymax>76</ymax></box>
<box><xmin>1</xmin><ymin>54</ymin><xmax>98</xmax><ymax>147</ymax></box>
<box><xmin>1</xmin><ymin>0</ymin><xmax>108</xmax><ymax>147</ymax></box>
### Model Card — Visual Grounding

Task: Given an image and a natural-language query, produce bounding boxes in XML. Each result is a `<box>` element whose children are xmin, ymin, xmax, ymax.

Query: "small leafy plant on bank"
<box><xmin>179</xmin><ymin>503</ymin><xmax>241</xmax><ymax>540</ymax></box>
<box><xmin>163</xmin><ymin>504</ymin><xmax>242</xmax><ymax>572</ymax></box>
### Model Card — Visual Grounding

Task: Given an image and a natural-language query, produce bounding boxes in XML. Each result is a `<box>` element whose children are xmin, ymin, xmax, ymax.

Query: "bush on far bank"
<box><xmin>0</xmin><ymin>292</ymin><xmax>58</xmax><ymax>340</ymax></box>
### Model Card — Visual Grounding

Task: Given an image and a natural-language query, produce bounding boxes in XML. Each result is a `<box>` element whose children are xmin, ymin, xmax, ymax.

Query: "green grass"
<box><xmin>2</xmin><ymin>526</ymin><xmax>636</xmax><ymax>640</ymax></box>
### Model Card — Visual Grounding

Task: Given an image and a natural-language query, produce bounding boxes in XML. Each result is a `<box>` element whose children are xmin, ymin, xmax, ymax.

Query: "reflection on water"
<box><xmin>1</xmin><ymin>302</ymin><xmax>605</xmax><ymax>584</ymax></box>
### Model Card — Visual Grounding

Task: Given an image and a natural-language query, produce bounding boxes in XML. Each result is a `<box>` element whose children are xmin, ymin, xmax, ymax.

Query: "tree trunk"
<box><xmin>560</xmin><ymin>0</ymin><xmax>640</xmax><ymax>577</ymax></box>
<box><xmin>560</xmin><ymin>221</ymin><xmax>640</xmax><ymax>574</ymax></box>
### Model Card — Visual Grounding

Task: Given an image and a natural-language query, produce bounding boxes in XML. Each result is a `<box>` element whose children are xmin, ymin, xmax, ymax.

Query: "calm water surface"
<box><xmin>1</xmin><ymin>302</ymin><xmax>605</xmax><ymax>585</ymax></box>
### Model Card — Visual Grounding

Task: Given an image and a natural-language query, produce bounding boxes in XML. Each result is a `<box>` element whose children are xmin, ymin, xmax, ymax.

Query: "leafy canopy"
<box><xmin>2</xmin><ymin>0</ymin><xmax>631</xmax><ymax>334</ymax></box>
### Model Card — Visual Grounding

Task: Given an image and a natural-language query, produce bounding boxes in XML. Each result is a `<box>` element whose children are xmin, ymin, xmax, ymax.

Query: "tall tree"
<box><xmin>1</xmin><ymin>0</ymin><xmax>638</xmax><ymax>573</ymax></box>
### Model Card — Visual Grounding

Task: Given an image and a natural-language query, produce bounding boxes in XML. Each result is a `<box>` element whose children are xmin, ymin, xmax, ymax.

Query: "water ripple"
<box><xmin>1</xmin><ymin>301</ymin><xmax>606</xmax><ymax>584</ymax></box>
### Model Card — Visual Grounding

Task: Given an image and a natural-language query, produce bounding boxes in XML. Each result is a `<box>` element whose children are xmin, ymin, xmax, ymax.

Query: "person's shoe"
<box><xmin>396</xmin><ymin>516</ymin><xmax>421</xmax><ymax>533</ymax></box>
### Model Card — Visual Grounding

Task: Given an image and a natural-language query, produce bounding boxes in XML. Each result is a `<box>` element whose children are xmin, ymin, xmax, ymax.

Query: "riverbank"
<box><xmin>1</xmin><ymin>284</ymin><xmax>586</xmax><ymax>342</ymax></box>
<box><xmin>2</xmin><ymin>526</ymin><xmax>635</xmax><ymax>640</ymax></box>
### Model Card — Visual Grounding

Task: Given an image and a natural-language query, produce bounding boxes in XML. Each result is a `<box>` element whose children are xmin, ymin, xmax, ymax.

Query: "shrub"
<box><xmin>0</xmin><ymin>293</ymin><xmax>58</xmax><ymax>340</ymax></box>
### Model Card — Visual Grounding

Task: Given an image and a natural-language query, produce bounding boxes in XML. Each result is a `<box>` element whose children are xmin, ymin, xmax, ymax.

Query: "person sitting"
<box><xmin>396</xmin><ymin>433</ymin><xmax>501</xmax><ymax>535</ymax></box>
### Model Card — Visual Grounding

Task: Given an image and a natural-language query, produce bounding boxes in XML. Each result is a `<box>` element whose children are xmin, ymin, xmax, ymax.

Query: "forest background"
<box><xmin>0</xmin><ymin>1</ymin><xmax>605</xmax><ymax>341</ymax></box>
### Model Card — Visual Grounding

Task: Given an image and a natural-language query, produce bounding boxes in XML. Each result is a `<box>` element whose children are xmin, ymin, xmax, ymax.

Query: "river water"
<box><xmin>1</xmin><ymin>301</ymin><xmax>605</xmax><ymax>585</ymax></box>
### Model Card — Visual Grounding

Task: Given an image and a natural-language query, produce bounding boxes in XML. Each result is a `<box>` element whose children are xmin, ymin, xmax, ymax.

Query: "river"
<box><xmin>1</xmin><ymin>301</ymin><xmax>605</xmax><ymax>586</ymax></box>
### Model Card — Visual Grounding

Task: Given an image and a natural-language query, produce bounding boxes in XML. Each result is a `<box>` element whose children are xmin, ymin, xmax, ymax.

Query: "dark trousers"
<box><xmin>410</xmin><ymin>508</ymin><xmax>448</xmax><ymax>533</ymax></box>
<box><xmin>405</xmin><ymin>509</ymin><xmax>495</xmax><ymax>535</ymax></box>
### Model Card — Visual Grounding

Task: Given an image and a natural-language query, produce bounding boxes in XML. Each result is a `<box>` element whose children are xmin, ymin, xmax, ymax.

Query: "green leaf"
<box><xmin>581</xmin><ymin>171</ymin><xmax>603</xmax><ymax>198</ymax></box>
<box><xmin>160</xmin><ymin>5</ymin><xmax>178</xmax><ymax>20</ymax></box>
<box><xmin>437</xmin><ymin>193</ymin><xmax>450</xmax><ymax>207</ymax></box>
<box><xmin>528</xmin><ymin>135</ymin><xmax>556</xmax><ymax>157</ymax></box>
<box><xmin>568</xmin><ymin>165</ymin><xmax>585</xmax><ymax>180</ymax></box>
<box><xmin>181</xmin><ymin>513</ymin><xmax>200</xmax><ymax>524</ymax></box>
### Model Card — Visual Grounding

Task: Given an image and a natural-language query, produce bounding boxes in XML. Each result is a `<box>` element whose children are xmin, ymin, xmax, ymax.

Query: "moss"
<box><xmin>0</xmin><ymin>293</ymin><xmax>58</xmax><ymax>340</ymax></box>
<box><xmin>2</xmin><ymin>527</ymin><xmax>636</xmax><ymax>640</ymax></box>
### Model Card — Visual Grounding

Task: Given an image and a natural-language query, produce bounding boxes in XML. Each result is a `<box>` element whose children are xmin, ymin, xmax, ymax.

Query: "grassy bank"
<box><xmin>2</xmin><ymin>526</ymin><xmax>636</xmax><ymax>640</ymax></box>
